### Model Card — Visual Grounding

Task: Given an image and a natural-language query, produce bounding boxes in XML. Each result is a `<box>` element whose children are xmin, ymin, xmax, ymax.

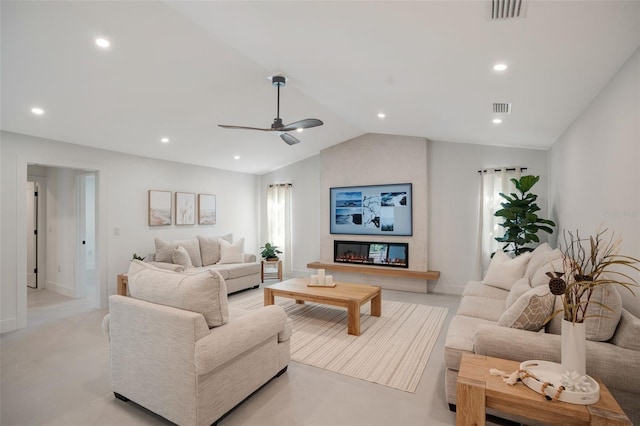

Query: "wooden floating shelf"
<box><xmin>307</xmin><ymin>262</ymin><xmax>440</xmax><ymax>281</ymax></box>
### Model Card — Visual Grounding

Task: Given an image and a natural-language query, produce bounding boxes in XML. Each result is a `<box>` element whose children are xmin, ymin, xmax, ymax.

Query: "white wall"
<box><xmin>1</xmin><ymin>131</ymin><xmax>258</xmax><ymax>332</ymax></box>
<box><xmin>549</xmin><ymin>47</ymin><xmax>640</xmax><ymax>316</ymax></box>
<box><xmin>428</xmin><ymin>140</ymin><xmax>549</xmax><ymax>294</ymax></box>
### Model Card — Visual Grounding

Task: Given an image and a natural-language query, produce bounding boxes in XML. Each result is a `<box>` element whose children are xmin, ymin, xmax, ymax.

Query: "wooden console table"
<box><xmin>456</xmin><ymin>353</ymin><xmax>630</xmax><ymax>425</ymax></box>
<box><xmin>307</xmin><ymin>262</ymin><xmax>440</xmax><ymax>280</ymax></box>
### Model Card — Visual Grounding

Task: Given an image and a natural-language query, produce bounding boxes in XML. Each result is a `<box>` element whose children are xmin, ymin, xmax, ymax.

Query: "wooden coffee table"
<box><xmin>263</xmin><ymin>277</ymin><xmax>381</xmax><ymax>336</ymax></box>
<box><xmin>456</xmin><ymin>353</ymin><xmax>631</xmax><ymax>425</ymax></box>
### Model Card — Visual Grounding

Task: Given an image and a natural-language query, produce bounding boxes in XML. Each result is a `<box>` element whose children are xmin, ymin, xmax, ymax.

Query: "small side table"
<box><xmin>117</xmin><ymin>274</ymin><xmax>128</xmax><ymax>296</ymax></box>
<box><xmin>456</xmin><ymin>353</ymin><xmax>630</xmax><ymax>425</ymax></box>
<box><xmin>261</xmin><ymin>260</ymin><xmax>282</xmax><ymax>282</ymax></box>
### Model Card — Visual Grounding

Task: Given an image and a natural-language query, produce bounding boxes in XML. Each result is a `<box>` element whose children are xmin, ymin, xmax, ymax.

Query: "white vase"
<box><xmin>561</xmin><ymin>319</ymin><xmax>586</xmax><ymax>376</ymax></box>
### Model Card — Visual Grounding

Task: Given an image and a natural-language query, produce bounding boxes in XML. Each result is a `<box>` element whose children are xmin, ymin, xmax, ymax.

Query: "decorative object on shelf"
<box><xmin>175</xmin><ymin>192</ymin><xmax>196</xmax><ymax>225</ymax></box>
<box><xmin>148</xmin><ymin>190</ymin><xmax>172</xmax><ymax>226</ymax></box>
<box><xmin>547</xmin><ymin>228</ymin><xmax>639</xmax><ymax>378</ymax></box>
<box><xmin>198</xmin><ymin>194</ymin><xmax>216</xmax><ymax>225</ymax></box>
<box><xmin>260</xmin><ymin>242</ymin><xmax>282</xmax><ymax>260</ymax></box>
<box><xmin>131</xmin><ymin>253</ymin><xmax>146</xmax><ymax>261</ymax></box>
<box><xmin>308</xmin><ymin>269</ymin><xmax>336</xmax><ymax>287</ymax></box>
<box><xmin>494</xmin><ymin>175</ymin><xmax>556</xmax><ymax>256</ymax></box>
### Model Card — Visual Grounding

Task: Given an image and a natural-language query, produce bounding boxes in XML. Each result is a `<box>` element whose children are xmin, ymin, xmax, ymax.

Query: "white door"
<box><xmin>26</xmin><ymin>181</ymin><xmax>38</xmax><ymax>289</ymax></box>
<box><xmin>76</xmin><ymin>173</ymin><xmax>97</xmax><ymax>304</ymax></box>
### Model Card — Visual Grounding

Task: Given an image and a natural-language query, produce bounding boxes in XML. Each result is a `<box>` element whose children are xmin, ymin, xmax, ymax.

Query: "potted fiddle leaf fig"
<box><xmin>260</xmin><ymin>243</ymin><xmax>282</xmax><ymax>260</ymax></box>
<box><xmin>494</xmin><ymin>175</ymin><xmax>556</xmax><ymax>256</ymax></box>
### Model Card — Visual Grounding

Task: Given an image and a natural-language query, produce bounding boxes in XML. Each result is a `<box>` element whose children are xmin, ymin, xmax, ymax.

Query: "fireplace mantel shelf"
<box><xmin>307</xmin><ymin>262</ymin><xmax>440</xmax><ymax>281</ymax></box>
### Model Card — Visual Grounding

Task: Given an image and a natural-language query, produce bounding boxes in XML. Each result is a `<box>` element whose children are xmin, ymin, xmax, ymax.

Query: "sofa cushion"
<box><xmin>482</xmin><ymin>251</ymin><xmax>531</xmax><ymax>291</ymax></box>
<box><xmin>524</xmin><ymin>243</ymin><xmax>552</xmax><ymax>278</ymax></box>
<box><xmin>456</xmin><ymin>295</ymin><xmax>505</xmax><ymax>322</ymax></box>
<box><xmin>611</xmin><ymin>309</ymin><xmax>640</xmax><ymax>351</ymax></box>
<box><xmin>198</xmin><ymin>233</ymin><xmax>233</xmax><ymax>266</ymax></box>
<box><xmin>145</xmin><ymin>261</ymin><xmax>185</xmax><ymax>272</ymax></box>
<box><xmin>530</xmin><ymin>249</ymin><xmax>564</xmax><ymax>287</ymax></box>
<box><xmin>223</xmin><ymin>262</ymin><xmax>261</xmax><ymax>279</ymax></box>
<box><xmin>127</xmin><ymin>260</ymin><xmax>228</xmax><ymax>327</ymax></box>
<box><xmin>506</xmin><ymin>277</ymin><xmax>532</xmax><ymax>309</ymax></box>
<box><xmin>547</xmin><ymin>284</ymin><xmax>622</xmax><ymax>341</ymax></box>
<box><xmin>462</xmin><ymin>281</ymin><xmax>509</xmax><ymax>300</ymax></box>
<box><xmin>172</xmin><ymin>246</ymin><xmax>193</xmax><ymax>269</ymax></box>
<box><xmin>218</xmin><ymin>237</ymin><xmax>245</xmax><ymax>264</ymax></box>
<box><xmin>498</xmin><ymin>285</ymin><xmax>554</xmax><ymax>331</ymax></box>
<box><xmin>155</xmin><ymin>237</ymin><xmax>203</xmax><ymax>267</ymax></box>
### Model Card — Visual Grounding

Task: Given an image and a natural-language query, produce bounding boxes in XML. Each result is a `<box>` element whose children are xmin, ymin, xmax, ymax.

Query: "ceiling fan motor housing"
<box><xmin>272</xmin><ymin>75</ymin><xmax>286</xmax><ymax>87</ymax></box>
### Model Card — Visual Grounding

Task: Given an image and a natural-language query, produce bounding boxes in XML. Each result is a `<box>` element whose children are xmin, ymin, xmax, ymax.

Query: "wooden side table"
<box><xmin>117</xmin><ymin>274</ymin><xmax>128</xmax><ymax>296</ymax></box>
<box><xmin>456</xmin><ymin>353</ymin><xmax>631</xmax><ymax>425</ymax></box>
<box><xmin>261</xmin><ymin>260</ymin><xmax>282</xmax><ymax>282</ymax></box>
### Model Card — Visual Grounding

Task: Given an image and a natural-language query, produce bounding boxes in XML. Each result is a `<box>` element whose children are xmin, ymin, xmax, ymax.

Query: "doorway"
<box><xmin>26</xmin><ymin>181</ymin><xmax>39</xmax><ymax>289</ymax></box>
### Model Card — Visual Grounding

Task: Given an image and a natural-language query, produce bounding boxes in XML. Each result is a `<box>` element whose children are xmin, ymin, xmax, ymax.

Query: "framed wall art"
<box><xmin>175</xmin><ymin>192</ymin><xmax>196</xmax><ymax>225</ymax></box>
<box><xmin>148</xmin><ymin>190</ymin><xmax>172</xmax><ymax>226</ymax></box>
<box><xmin>198</xmin><ymin>194</ymin><xmax>216</xmax><ymax>225</ymax></box>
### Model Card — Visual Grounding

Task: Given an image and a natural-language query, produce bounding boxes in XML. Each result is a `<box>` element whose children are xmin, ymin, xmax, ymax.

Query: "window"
<box><xmin>266</xmin><ymin>184</ymin><xmax>292</xmax><ymax>275</ymax></box>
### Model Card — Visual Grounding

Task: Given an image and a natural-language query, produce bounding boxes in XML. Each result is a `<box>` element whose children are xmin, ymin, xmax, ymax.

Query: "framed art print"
<box><xmin>198</xmin><ymin>194</ymin><xmax>216</xmax><ymax>225</ymax></box>
<box><xmin>175</xmin><ymin>192</ymin><xmax>196</xmax><ymax>225</ymax></box>
<box><xmin>148</xmin><ymin>190</ymin><xmax>172</xmax><ymax>226</ymax></box>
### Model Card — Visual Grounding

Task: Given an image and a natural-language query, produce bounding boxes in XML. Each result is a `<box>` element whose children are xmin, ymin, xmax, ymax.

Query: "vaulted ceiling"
<box><xmin>2</xmin><ymin>1</ymin><xmax>639</xmax><ymax>174</ymax></box>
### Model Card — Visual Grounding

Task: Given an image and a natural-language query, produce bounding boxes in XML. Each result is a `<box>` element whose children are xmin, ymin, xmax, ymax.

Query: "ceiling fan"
<box><xmin>218</xmin><ymin>75</ymin><xmax>323</xmax><ymax>145</ymax></box>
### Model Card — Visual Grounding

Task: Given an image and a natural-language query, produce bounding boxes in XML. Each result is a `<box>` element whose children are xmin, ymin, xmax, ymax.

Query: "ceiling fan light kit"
<box><xmin>218</xmin><ymin>75</ymin><xmax>323</xmax><ymax>145</ymax></box>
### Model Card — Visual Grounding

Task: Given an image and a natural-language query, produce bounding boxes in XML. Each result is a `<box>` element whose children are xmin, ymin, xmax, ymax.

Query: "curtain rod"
<box><xmin>477</xmin><ymin>167</ymin><xmax>527</xmax><ymax>174</ymax></box>
<box><xmin>269</xmin><ymin>183</ymin><xmax>292</xmax><ymax>187</ymax></box>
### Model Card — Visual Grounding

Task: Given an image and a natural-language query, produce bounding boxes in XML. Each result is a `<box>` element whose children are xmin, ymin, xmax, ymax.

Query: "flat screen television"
<box><xmin>330</xmin><ymin>183</ymin><xmax>412</xmax><ymax>236</ymax></box>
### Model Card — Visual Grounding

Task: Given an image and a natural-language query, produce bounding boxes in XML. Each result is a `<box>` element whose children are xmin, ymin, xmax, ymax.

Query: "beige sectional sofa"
<box><xmin>444</xmin><ymin>243</ymin><xmax>640</xmax><ymax>423</ymax></box>
<box><xmin>103</xmin><ymin>261</ymin><xmax>291</xmax><ymax>426</ymax></box>
<box><xmin>146</xmin><ymin>233</ymin><xmax>261</xmax><ymax>294</ymax></box>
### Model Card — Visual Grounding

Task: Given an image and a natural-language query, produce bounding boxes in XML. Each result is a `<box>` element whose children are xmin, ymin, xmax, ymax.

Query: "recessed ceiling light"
<box><xmin>96</xmin><ymin>38</ymin><xmax>110</xmax><ymax>48</ymax></box>
<box><xmin>493</xmin><ymin>118</ymin><xmax>503</xmax><ymax>124</ymax></box>
<box><xmin>377</xmin><ymin>112</ymin><xmax>386</xmax><ymax>119</ymax></box>
<box><xmin>493</xmin><ymin>63</ymin><xmax>508</xmax><ymax>71</ymax></box>
<box><xmin>31</xmin><ymin>107</ymin><xmax>44</xmax><ymax>115</ymax></box>
<box><xmin>234</xmin><ymin>155</ymin><xmax>240</xmax><ymax>160</ymax></box>
<box><xmin>296</xmin><ymin>128</ymin><xmax>304</xmax><ymax>133</ymax></box>
<box><xmin>161</xmin><ymin>137</ymin><xmax>169</xmax><ymax>143</ymax></box>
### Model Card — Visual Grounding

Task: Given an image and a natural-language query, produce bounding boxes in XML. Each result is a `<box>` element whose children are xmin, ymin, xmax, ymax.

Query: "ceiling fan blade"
<box><xmin>218</xmin><ymin>124</ymin><xmax>273</xmax><ymax>131</ymax></box>
<box><xmin>279</xmin><ymin>118</ymin><xmax>324</xmax><ymax>132</ymax></box>
<box><xmin>281</xmin><ymin>133</ymin><xmax>300</xmax><ymax>145</ymax></box>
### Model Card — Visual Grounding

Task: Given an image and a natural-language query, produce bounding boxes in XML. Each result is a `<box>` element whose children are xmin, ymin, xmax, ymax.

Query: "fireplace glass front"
<box><xmin>334</xmin><ymin>240</ymin><xmax>408</xmax><ymax>268</ymax></box>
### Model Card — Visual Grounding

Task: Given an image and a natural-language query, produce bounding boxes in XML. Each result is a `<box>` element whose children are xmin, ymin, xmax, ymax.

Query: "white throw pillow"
<box><xmin>198</xmin><ymin>233</ymin><xmax>233</xmax><ymax>266</ymax></box>
<box><xmin>218</xmin><ymin>237</ymin><xmax>245</xmax><ymax>264</ymax></box>
<box><xmin>482</xmin><ymin>251</ymin><xmax>531</xmax><ymax>291</ymax></box>
<box><xmin>154</xmin><ymin>237</ymin><xmax>203</xmax><ymax>268</ymax></box>
<box><xmin>172</xmin><ymin>245</ymin><xmax>193</xmax><ymax>269</ymax></box>
<box><xmin>530</xmin><ymin>249</ymin><xmax>564</xmax><ymax>287</ymax></box>
<box><xmin>498</xmin><ymin>285</ymin><xmax>554</xmax><ymax>331</ymax></box>
<box><xmin>524</xmin><ymin>243</ymin><xmax>552</xmax><ymax>278</ymax></box>
<box><xmin>127</xmin><ymin>260</ymin><xmax>228</xmax><ymax>327</ymax></box>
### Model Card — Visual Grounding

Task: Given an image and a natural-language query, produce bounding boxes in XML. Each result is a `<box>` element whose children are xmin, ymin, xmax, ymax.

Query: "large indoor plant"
<box><xmin>494</xmin><ymin>175</ymin><xmax>556</xmax><ymax>256</ymax></box>
<box><xmin>547</xmin><ymin>228</ymin><xmax>639</xmax><ymax>376</ymax></box>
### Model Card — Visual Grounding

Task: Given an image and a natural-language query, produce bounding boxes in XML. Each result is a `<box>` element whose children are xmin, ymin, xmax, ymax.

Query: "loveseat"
<box><xmin>444</xmin><ymin>243</ymin><xmax>640</xmax><ymax>423</ymax></box>
<box><xmin>103</xmin><ymin>261</ymin><xmax>291</xmax><ymax>426</ymax></box>
<box><xmin>144</xmin><ymin>233</ymin><xmax>261</xmax><ymax>294</ymax></box>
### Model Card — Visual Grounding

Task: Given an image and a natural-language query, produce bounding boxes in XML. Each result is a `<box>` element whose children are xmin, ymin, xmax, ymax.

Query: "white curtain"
<box><xmin>267</xmin><ymin>184</ymin><xmax>292</xmax><ymax>276</ymax></box>
<box><xmin>476</xmin><ymin>168</ymin><xmax>523</xmax><ymax>277</ymax></box>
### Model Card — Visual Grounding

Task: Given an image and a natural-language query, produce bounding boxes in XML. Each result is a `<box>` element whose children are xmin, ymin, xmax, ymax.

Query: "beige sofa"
<box><xmin>444</xmin><ymin>244</ymin><xmax>640</xmax><ymax>423</ymax></box>
<box><xmin>103</xmin><ymin>262</ymin><xmax>291</xmax><ymax>426</ymax></box>
<box><xmin>146</xmin><ymin>234</ymin><xmax>261</xmax><ymax>294</ymax></box>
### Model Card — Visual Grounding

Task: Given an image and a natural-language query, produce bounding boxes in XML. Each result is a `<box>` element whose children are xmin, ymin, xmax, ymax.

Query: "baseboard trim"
<box><xmin>0</xmin><ymin>317</ymin><xmax>17</xmax><ymax>334</ymax></box>
<box><xmin>46</xmin><ymin>281</ymin><xmax>74</xmax><ymax>298</ymax></box>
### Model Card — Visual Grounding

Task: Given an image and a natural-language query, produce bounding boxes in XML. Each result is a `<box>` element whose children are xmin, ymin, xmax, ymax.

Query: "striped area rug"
<box><xmin>228</xmin><ymin>289</ymin><xmax>448</xmax><ymax>393</ymax></box>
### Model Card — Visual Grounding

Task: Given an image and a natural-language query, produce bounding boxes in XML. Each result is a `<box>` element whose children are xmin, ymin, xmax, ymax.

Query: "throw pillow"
<box><xmin>505</xmin><ymin>276</ymin><xmax>532</xmax><ymax>309</ymax></box>
<box><xmin>524</xmin><ymin>243</ymin><xmax>552</xmax><ymax>278</ymax></box>
<box><xmin>218</xmin><ymin>237</ymin><xmax>245</xmax><ymax>264</ymax></box>
<box><xmin>482</xmin><ymin>251</ymin><xmax>531</xmax><ymax>291</ymax></box>
<box><xmin>530</xmin><ymin>249</ymin><xmax>564</xmax><ymax>287</ymax></box>
<box><xmin>498</xmin><ymin>285</ymin><xmax>554</xmax><ymax>331</ymax></box>
<box><xmin>155</xmin><ymin>248</ymin><xmax>174</xmax><ymax>264</ymax></box>
<box><xmin>172</xmin><ymin>245</ymin><xmax>193</xmax><ymax>269</ymax></box>
<box><xmin>154</xmin><ymin>237</ymin><xmax>203</xmax><ymax>267</ymax></box>
<box><xmin>127</xmin><ymin>260</ymin><xmax>229</xmax><ymax>327</ymax></box>
<box><xmin>198</xmin><ymin>233</ymin><xmax>233</xmax><ymax>266</ymax></box>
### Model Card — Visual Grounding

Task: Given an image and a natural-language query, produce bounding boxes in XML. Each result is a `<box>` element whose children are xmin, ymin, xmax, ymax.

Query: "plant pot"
<box><xmin>561</xmin><ymin>319</ymin><xmax>586</xmax><ymax>376</ymax></box>
<box><xmin>266</xmin><ymin>257</ymin><xmax>279</xmax><ymax>261</ymax></box>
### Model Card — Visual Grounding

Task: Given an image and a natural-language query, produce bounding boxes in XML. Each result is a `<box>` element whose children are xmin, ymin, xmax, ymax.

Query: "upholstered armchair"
<box><xmin>102</xmin><ymin>261</ymin><xmax>291</xmax><ymax>426</ymax></box>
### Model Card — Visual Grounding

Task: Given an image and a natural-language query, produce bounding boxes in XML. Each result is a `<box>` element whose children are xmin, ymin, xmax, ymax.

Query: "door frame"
<box><xmin>26</xmin><ymin>176</ymin><xmax>47</xmax><ymax>290</ymax></box>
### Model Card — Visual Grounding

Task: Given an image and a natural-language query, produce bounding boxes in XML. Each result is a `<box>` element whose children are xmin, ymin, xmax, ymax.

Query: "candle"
<box><xmin>317</xmin><ymin>269</ymin><xmax>325</xmax><ymax>285</ymax></box>
<box><xmin>325</xmin><ymin>275</ymin><xmax>333</xmax><ymax>286</ymax></box>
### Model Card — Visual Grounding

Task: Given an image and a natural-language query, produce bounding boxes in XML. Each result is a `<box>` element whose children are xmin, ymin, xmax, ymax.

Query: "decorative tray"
<box><xmin>519</xmin><ymin>360</ymin><xmax>600</xmax><ymax>405</ymax></box>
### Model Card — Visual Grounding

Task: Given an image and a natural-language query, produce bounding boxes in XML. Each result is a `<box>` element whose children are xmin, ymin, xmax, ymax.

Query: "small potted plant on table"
<box><xmin>260</xmin><ymin>243</ymin><xmax>282</xmax><ymax>261</ymax></box>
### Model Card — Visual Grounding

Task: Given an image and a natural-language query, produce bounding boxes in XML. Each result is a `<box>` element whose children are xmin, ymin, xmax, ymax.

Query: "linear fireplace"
<box><xmin>334</xmin><ymin>240</ymin><xmax>408</xmax><ymax>268</ymax></box>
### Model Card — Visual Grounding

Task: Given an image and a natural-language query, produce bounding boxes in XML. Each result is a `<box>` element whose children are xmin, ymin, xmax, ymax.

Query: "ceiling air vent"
<box><xmin>493</xmin><ymin>103</ymin><xmax>512</xmax><ymax>114</ymax></box>
<box><xmin>490</xmin><ymin>0</ymin><xmax>525</xmax><ymax>20</ymax></box>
